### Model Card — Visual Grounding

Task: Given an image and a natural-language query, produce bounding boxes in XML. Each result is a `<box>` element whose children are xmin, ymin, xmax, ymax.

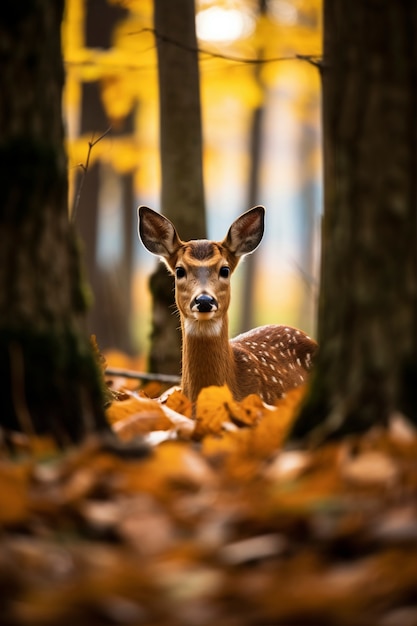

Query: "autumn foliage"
<box><xmin>1</xmin><ymin>360</ymin><xmax>417</xmax><ymax>625</ymax></box>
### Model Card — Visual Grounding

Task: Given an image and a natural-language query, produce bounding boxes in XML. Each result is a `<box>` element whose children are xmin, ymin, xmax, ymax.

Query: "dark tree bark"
<box><xmin>0</xmin><ymin>1</ymin><xmax>108</xmax><ymax>444</ymax></box>
<box><xmin>291</xmin><ymin>0</ymin><xmax>417</xmax><ymax>442</ymax></box>
<box><xmin>149</xmin><ymin>0</ymin><xmax>206</xmax><ymax>375</ymax></box>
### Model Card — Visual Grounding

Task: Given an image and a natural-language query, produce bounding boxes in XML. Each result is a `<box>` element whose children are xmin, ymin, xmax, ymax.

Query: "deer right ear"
<box><xmin>138</xmin><ymin>206</ymin><xmax>181</xmax><ymax>260</ymax></box>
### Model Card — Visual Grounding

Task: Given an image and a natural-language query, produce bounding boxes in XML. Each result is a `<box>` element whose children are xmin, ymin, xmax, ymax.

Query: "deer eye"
<box><xmin>175</xmin><ymin>267</ymin><xmax>186</xmax><ymax>279</ymax></box>
<box><xmin>219</xmin><ymin>266</ymin><xmax>230</xmax><ymax>278</ymax></box>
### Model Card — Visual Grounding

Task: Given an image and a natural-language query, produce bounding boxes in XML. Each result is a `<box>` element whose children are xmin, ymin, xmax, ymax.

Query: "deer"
<box><xmin>138</xmin><ymin>205</ymin><xmax>317</xmax><ymax>405</ymax></box>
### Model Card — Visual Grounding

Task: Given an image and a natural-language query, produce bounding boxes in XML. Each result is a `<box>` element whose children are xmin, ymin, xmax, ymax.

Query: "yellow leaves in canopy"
<box><xmin>68</xmin><ymin>136</ymin><xmax>142</xmax><ymax>174</ymax></box>
<box><xmin>101</xmin><ymin>75</ymin><xmax>135</xmax><ymax>121</ymax></box>
<box><xmin>201</xmin><ymin>60</ymin><xmax>264</xmax><ymax>111</ymax></box>
<box><xmin>64</xmin><ymin>1</ymin><xmax>158</xmax><ymax>120</ymax></box>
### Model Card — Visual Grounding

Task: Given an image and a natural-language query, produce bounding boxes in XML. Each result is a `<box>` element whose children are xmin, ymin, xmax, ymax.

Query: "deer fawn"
<box><xmin>138</xmin><ymin>205</ymin><xmax>317</xmax><ymax>405</ymax></box>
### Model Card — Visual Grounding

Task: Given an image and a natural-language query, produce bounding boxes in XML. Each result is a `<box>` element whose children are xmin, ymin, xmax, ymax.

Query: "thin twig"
<box><xmin>295</xmin><ymin>54</ymin><xmax>324</xmax><ymax>69</ymax></box>
<box><xmin>137</xmin><ymin>27</ymin><xmax>314</xmax><ymax>65</ymax></box>
<box><xmin>71</xmin><ymin>126</ymin><xmax>112</xmax><ymax>222</ymax></box>
<box><xmin>105</xmin><ymin>367</ymin><xmax>181</xmax><ymax>385</ymax></box>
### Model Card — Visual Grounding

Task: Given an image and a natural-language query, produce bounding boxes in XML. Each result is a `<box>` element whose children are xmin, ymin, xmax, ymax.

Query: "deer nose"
<box><xmin>192</xmin><ymin>293</ymin><xmax>218</xmax><ymax>313</ymax></box>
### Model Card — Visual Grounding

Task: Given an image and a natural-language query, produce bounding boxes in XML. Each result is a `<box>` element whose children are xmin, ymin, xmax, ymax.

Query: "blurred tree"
<box><xmin>74</xmin><ymin>0</ymin><xmax>135</xmax><ymax>354</ymax></box>
<box><xmin>296</xmin><ymin>97</ymin><xmax>319</xmax><ymax>337</ymax></box>
<box><xmin>149</xmin><ymin>0</ymin><xmax>206</xmax><ymax>375</ymax></box>
<box><xmin>291</xmin><ymin>0</ymin><xmax>417</xmax><ymax>441</ymax></box>
<box><xmin>239</xmin><ymin>0</ymin><xmax>267</xmax><ymax>334</ymax></box>
<box><xmin>0</xmin><ymin>1</ymin><xmax>108</xmax><ymax>444</ymax></box>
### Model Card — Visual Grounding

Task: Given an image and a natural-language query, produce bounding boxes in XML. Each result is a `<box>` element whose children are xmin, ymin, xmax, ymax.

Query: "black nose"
<box><xmin>193</xmin><ymin>294</ymin><xmax>217</xmax><ymax>313</ymax></box>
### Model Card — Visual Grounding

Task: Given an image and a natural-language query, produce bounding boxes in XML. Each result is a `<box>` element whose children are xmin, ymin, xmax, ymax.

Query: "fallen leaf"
<box><xmin>0</xmin><ymin>462</ymin><xmax>30</xmax><ymax>525</ymax></box>
<box><xmin>162</xmin><ymin>388</ymin><xmax>193</xmax><ymax>419</ymax></box>
<box><xmin>195</xmin><ymin>385</ymin><xmax>236</xmax><ymax>437</ymax></box>
<box><xmin>265</xmin><ymin>450</ymin><xmax>312</xmax><ymax>482</ymax></box>
<box><xmin>341</xmin><ymin>450</ymin><xmax>399</xmax><ymax>487</ymax></box>
<box><xmin>107</xmin><ymin>393</ymin><xmax>172</xmax><ymax>440</ymax></box>
<box><xmin>120</xmin><ymin>441</ymin><xmax>216</xmax><ymax>499</ymax></box>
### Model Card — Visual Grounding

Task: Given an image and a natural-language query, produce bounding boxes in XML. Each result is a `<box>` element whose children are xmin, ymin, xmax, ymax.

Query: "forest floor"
<box><xmin>1</xmin><ymin>360</ymin><xmax>417</xmax><ymax>626</ymax></box>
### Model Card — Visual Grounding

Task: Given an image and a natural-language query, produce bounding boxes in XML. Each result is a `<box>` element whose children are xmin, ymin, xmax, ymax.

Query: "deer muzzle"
<box><xmin>191</xmin><ymin>293</ymin><xmax>218</xmax><ymax>313</ymax></box>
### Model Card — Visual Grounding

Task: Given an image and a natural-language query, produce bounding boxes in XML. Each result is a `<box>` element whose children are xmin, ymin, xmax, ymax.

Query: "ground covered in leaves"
<box><xmin>1</xmin><ymin>365</ymin><xmax>417</xmax><ymax>626</ymax></box>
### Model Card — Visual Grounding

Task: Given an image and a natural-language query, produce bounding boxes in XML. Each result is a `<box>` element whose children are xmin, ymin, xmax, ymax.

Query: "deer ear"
<box><xmin>138</xmin><ymin>206</ymin><xmax>181</xmax><ymax>260</ymax></box>
<box><xmin>223</xmin><ymin>206</ymin><xmax>265</xmax><ymax>257</ymax></box>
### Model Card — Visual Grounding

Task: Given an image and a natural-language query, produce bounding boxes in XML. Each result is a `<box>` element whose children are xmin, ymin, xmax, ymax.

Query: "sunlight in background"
<box><xmin>196</xmin><ymin>7</ymin><xmax>255</xmax><ymax>42</ymax></box>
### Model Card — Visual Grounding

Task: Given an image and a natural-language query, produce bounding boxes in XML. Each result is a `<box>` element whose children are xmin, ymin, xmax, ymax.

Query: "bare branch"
<box><xmin>105</xmin><ymin>367</ymin><xmax>181</xmax><ymax>385</ymax></box>
<box><xmin>296</xmin><ymin>54</ymin><xmax>324</xmax><ymax>69</ymax></box>
<box><xmin>135</xmin><ymin>27</ymin><xmax>317</xmax><ymax>66</ymax></box>
<box><xmin>71</xmin><ymin>126</ymin><xmax>112</xmax><ymax>222</ymax></box>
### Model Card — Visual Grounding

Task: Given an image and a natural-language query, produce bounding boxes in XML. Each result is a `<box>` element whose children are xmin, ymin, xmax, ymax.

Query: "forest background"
<box><xmin>0</xmin><ymin>2</ymin><xmax>416</xmax><ymax>622</ymax></box>
<box><xmin>63</xmin><ymin>0</ymin><xmax>322</xmax><ymax>362</ymax></box>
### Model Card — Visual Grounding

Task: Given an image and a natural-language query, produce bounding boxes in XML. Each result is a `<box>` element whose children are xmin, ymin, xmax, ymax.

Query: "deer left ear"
<box><xmin>138</xmin><ymin>206</ymin><xmax>181</xmax><ymax>260</ymax></box>
<box><xmin>223</xmin><ymin>206</ymin><xmax>265</xmax><ymax>257</ymax></box>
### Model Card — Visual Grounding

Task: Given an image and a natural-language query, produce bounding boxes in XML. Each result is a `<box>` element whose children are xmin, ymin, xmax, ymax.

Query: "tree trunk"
<box><xmin>75</xmin><ymin>0</ymin><xmax>134</xmax><ymax>354</ymax></box>
<box><xmin>150</xmin><ymin>0</ymin><xmax>206</xmax><ymax>375</ymax></box>
<box><xmin>291</xmin><ymin>0</ymin><xmax>417</xmax><ymax>442</ymax></box>
<box><xmin>0</xmin><ymin>1</ymin><xmax>108</xmax><ymax>445</ymax></box>
<box><xmin>239</xmin><ymin>0</ymin><xmax>267</xmax><ymax>334</ymax></box>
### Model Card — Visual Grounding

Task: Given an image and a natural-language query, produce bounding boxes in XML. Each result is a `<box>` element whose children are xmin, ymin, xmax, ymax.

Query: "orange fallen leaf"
<box><xmin>120</xmin><ymin>441</ymin><xmax>216</xmax><ymax>498</ymax></box>
<box><xmin>162</xmin><ymin>388</ymin><xmax>193</xmax><ymax>419</ymax></box>
<box><xmin>202</xmin><ymin>385</ymin><xmax>308</xmax><ymax>479</ymax></box>
<box><xmin>107</xmin><ymin>394</ymin><xmax>172</xmax><ymax>440</ymax></box>
<box><xmin>0</xmin><ymin>462</ymin><xmax>30</xmax><ymax>525</ymax></box>
<box><xmin>341</xmin><ymin>450</ymin><xmax>399</xmax><ymax>487</ymax></box>
<box><xmin>195</xmin><ymin>385</ymin><xmax>251</xmax><ymax>438</ymax></box>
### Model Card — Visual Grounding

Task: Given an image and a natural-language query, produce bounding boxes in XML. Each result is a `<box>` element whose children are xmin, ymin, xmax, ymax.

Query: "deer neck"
<box><xmin>181</xmin><ymin>316</ymin><xmax>236</xmax><ymax>403</ymax></box>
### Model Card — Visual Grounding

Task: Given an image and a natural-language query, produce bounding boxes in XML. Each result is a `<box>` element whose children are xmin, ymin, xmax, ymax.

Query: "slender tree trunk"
<box><xmin>240</xmin><ymin>0</ymin><xmax>267</xmax><ymax>334</ymax></box>
<box><xmin>291</xmin><ymin>0</ymin><xmax>417</xmax><ymax>442</ymax></box>
<box><xmin>0</xmin><ymin>1</ymin><xmax>108</xmax><ymax>444</ymax></box>
<box><xmin>75</xmin><ymin>0</ymin><xmax>134</xmax><ymax>354</ymax></box>
<box><xmin>150</xmin><ymin>0</ymin><xmax>206</xmax><ymax>375</ymax></box>
<box><xmin>240</xmin><ymin>103</ymin><xmax>264</xmax><ymax>333</ymax></box>
<box><xmin>297</xmin><ymin>114</ymin><xmax>319</xmax><ymax>337</ymax></box>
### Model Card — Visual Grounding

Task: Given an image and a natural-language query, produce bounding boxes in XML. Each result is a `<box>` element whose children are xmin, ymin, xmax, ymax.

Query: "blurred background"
<box><xmin>63</xmin><ymin>0</ymin><xmax>322</xmax><ymax>367</ymax></box>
